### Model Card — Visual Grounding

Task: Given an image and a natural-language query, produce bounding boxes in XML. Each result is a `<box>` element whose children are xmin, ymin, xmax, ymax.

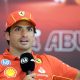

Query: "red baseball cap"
<box><xmin>6</xmin><ymin>10</ymin><xmax>36</xmax><ymax>29</ymax></box>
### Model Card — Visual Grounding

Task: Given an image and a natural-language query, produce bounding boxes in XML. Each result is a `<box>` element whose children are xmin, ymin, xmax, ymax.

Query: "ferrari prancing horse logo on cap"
<box><xmin>18</xmin><ymin>11</ymin><xmax>25</xmax><ymax>16</ymax></box>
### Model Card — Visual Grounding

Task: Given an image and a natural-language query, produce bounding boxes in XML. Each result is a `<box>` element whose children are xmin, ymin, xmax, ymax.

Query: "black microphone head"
<box><xmin>20</xmin><ymin>53</ymin><xmax>35</xmax><ymax>74</ymax></box>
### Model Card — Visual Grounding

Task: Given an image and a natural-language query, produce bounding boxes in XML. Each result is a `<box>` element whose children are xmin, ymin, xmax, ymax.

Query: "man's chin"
<box><xmin>19</xmin><ymin>45</ymin><xmax>31</xmax><ymax>50</ymax></box>
<box><xmin>20</xmin><ymin>42</ymin><xmax>28</xmax><ymax>45</ymax></box>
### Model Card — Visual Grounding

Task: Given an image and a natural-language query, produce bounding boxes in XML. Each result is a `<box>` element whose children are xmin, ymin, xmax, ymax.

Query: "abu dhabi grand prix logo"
<box><xmin>33</xmin><ymin>30</ymin><xmax>80</xmax><ymax>52</ymax></box>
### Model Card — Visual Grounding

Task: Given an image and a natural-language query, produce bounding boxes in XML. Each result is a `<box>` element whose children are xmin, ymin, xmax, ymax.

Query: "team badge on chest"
<box><xmin>35</xmin><ymin>58</ymin><xmax>42</xmax><ymax>64</ymax></box>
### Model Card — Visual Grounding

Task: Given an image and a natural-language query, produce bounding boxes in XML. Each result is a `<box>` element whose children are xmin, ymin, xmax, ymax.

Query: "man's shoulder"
<box><xmin>0</xmin><ymin>53</ymin><xmax>4</xmax><ymax>57</ymax></box>
<box><xmin>38</xmin><ymin>53</ymin><xmax>55</xmax><ymax>58</ymax></box>
<box><xmin>0</xmin><ymin>53</ymin><xmax>4</xmax><ymax>60</ymax></box>
<box><xmin>35</xmin><ymin>53</ymin><xmax>62</xmax><ymax>64</ymax></box>
<box><xmin>0</xmin><ymin>51</ymin><xmax>6</xmax><ymax>61</ymax></box>
<box><xmin>35</xmin><ymin>53</ymin><xmax>56</xmax><ymax>61</ymax></box>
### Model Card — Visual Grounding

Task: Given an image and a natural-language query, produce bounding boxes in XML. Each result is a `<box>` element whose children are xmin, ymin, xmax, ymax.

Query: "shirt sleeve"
<box><xmin>45</xmin><ymin>54</ymin><xmax>79</xmax><ymax>80</ymax></box>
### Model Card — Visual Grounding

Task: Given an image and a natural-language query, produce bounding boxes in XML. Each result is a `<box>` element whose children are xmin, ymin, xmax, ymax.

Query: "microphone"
<box><xmin>20</xmin><ymin>53</ymin><xmax>35</xmax><ymax>75</ymax></box>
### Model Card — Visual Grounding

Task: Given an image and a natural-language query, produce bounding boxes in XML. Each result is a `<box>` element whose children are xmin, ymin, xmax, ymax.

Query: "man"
<box><xmin>0</xmin><ymin>10</ymin><xmax>80</xmax><ymax>80</ymax></box>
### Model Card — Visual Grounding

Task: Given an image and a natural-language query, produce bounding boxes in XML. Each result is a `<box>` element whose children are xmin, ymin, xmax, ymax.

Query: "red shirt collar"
<box><xmin>3</xmin><ymin>49</ymin><xmax>20</xmax><ymax>60</ymax></box>
<box><xmin>3</xmin><ymin>49</ymin><xmax>36</xmax><ymax>60</ymax></box>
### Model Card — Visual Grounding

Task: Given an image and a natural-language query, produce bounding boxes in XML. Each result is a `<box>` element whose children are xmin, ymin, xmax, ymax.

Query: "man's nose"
<box><xmin>21</xmin><ymin>29</ymin><xmax>28</xmax><ymax>37</ymax></box>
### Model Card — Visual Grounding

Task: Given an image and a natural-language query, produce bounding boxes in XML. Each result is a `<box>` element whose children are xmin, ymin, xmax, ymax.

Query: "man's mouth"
<box><xmin>20</xmin><ymin>39</ymin><xmax>29</xmax><ymax>45</ymax></box>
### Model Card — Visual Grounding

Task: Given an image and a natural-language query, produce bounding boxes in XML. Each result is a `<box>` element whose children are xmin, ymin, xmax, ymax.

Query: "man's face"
<box><xmin>6</xmin><ymin>20</ymin><xmax>35</xmax><ymax>51</ymax></box>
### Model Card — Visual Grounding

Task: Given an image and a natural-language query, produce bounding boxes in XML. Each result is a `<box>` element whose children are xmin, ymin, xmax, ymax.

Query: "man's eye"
<box><xmin>27</xmin><ymin>27</ymin><xmax>33</xmax><ymax>31</ymax></box>
<box><xmin>14</xmin><ymin>27</ymin><xmax>21</xmax><ymax>31</ymax></box>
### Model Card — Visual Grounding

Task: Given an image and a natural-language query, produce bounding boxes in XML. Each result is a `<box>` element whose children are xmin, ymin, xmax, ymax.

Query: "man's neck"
<box><xmin>9</xmin><ymin>47</ymin><xmax>32</xmax><ymax>57</ymax></box>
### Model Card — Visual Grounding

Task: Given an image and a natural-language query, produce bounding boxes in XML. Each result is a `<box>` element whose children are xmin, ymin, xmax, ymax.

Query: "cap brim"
<box><xmin>17</xmin><ymin>19</ymin><xmax>36</xmax><ymax>26</ymax></box>
<box><xmin>8</xmin><ymin>19</ymin><xmax>36</xmax><ymax>29</ymax></box>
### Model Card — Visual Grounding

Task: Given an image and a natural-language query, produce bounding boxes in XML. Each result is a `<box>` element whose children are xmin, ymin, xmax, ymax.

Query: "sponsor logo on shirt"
<box><xmin>38</xmin><ymin>67</ymin><xmax>46</xmax><ymax>73</ymax></box>
<box><xmin>1</xmin><ymin>59</ymin><xmax>11</xmax><ymax>66</ymax></box>
<box><xmin>36</xmin><ymin>58</ymin><xmax>42</xmax><ymax>64</ymax></box>
<box><xmin>36</xmin><ymin>67</ymin><xmax>48</xmax><ymax>79</ymax></box>
<box><xmin>4</xmin><ymin>67</ymin><xmax>17</xmax><ymax>78</ymax></box>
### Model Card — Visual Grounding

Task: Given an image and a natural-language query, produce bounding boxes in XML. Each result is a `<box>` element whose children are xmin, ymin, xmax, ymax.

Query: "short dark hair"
<box><xmin>5</xmin><ymin>27</ymin><xmax>11</xmax><ymax>45</ymax></box>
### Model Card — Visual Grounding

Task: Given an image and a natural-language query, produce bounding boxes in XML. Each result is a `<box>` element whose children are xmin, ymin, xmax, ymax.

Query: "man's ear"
<box><xmin>5</xmin><ymin>32</ymin><xmax>10</xmax><ymax>41</ymax></box>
